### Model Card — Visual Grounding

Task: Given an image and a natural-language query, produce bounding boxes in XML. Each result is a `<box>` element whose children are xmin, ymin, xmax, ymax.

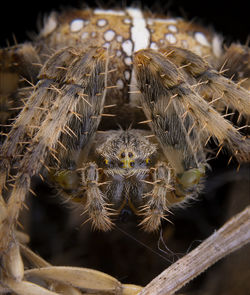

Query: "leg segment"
<box><xmin>134</xmin><ymin>47</ymin><xmax>250</xmax><ymax>230</ymax></box>
<box><xmin>218</xmin><ymin>43</ymin><xmax>250</xmax><ymax>91</ymax></box>
<box><xmin>80</xmin><ymin>162</ymin><xmax>113</xmax><ymax>231</ymax></box>
<box><xmin>139</xmin><ymin>160</ymin><xmax>205</xmax><ymax>232</ymax></box>
<box><xmin>0</xmin><ymin>46</ymin><xmax>109</xmax><ymax>253</ymax></box>
<box><xmin>50</xmin><ymin>162</ymin><xmax>113</xmax><ymax>231</ymax></box>
<box><xmin>134</xmin><ymin>48</ymin><xmax>250</xmax><ymax>165</ymax></box>
<box><xmin>134</xmin><ymin>49</ymin><xmax>207</xmax><ymax>176</ymax></box>
<box><xmin>139</xmin><ymin>162</ymin><xmax>174</xmax><ymax>232</ymax></box>
<box><xmin>158</xmin><ymin>46</ymin><xmax>250</xmax><ymax>116</ymax></box>
<box><xmin>0</xmin><ymin>44</ymin><xmax>41</xmax><ymax>147</ymax></box>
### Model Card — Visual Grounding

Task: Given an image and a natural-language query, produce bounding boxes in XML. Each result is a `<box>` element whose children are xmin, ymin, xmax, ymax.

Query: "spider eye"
<box><xmin>128</xmin><ymin>152</ymin><xmax>134</xmax><ymax>158</ymax></box>
<box><xmin>120</xmin><ymin>152</ymin><xmax>125</xmax><ymax>158</ymax></box>
<box><xmin>130</xmin><ymin>161</ymin><xmax>135</xmax><ymax>167</ymax></box>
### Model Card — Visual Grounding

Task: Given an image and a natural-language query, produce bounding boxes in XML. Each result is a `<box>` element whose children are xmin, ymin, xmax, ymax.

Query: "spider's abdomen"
<box><xmin>40</xmin><ymin>8</ymin><xmax>222</xmax><ymax>59</ymax></box>
<box><xmin>38</xmin><ymin>7</ymin><xmax>222</xmax><ymax>113</ymax></box>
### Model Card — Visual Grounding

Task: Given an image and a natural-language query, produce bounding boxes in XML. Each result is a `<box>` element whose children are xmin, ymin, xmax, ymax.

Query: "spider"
<box><xmin>0</xmin><ymin>6</ymin><xmax>249</xmax><ymax>247</ymax></box>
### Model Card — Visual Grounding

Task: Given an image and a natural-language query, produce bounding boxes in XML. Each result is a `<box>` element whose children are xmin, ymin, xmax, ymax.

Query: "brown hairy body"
<box><xmin>0</xmin><ymin>7</ymin><xmax>249</xmax><ymax>236</ymax></box>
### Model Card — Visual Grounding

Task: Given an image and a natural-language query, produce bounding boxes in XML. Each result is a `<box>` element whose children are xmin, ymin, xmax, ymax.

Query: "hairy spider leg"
<box><xmin>0</xmin><ymin>46</ymin><xmax>110</xmax><ymax>251</ymax></box>
<box><xmin>133</xmin><ymin>48</ymin><xmax>250</xmax><ymax>231</ymax></box>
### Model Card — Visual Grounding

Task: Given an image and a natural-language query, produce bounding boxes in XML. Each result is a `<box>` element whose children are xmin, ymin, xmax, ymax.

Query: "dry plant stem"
<box><xmin>139</xmin><ymin>205</ymin><xmax>250</xmax><ymax>295</ymax></box>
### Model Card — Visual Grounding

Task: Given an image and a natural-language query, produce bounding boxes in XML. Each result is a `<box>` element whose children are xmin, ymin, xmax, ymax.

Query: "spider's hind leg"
<box><xmin>216</xmin><ymin>43</ymin><xmax>250</xmax><ymax>128</ymax></box>
<box><xmin>218</xmin><ymin>43</ymin><xmax>250</xmax><ymax>91</ymax></box>
<box><xmin>157</xmin><ymin>45</ymin><xmax>250</xmax><ymax>117</ymax></box>
<box><xmin>0</xmin><ymin>44</ymin><xmax>41</xmax><ymax>143</ymax></box>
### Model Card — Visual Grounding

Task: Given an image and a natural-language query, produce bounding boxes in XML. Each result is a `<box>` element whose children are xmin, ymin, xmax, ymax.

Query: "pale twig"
<box><xmin>138</xmin><ymin>206</ymin><xmax>250</xmax><ymax>295</ymax></box>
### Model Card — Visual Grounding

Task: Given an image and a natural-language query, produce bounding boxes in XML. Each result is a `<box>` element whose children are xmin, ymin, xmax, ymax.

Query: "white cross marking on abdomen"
<box><xmin>125</xmin><ymin>8</ymin><xmax>150</xmax><ymax>106</ymax></box>
<box><xmin>126</xmin><ymin>8</ymin><xmax>150</xmax><ymax>52</ymax></box>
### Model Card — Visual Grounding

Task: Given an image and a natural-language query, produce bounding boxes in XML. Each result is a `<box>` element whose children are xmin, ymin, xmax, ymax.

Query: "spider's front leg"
<box><xmin>0</xmin><ymin>46</ymin><xmax>109</xmax><ymax>256</ymax></box>
<box><xmin>134</xmin><ymin>48</ymin><xmax>250</xmax><ymax>230</ymax></box>
<box><xmin>134</xmin><ymin>48</ymin><xmax>208</xmax><ymax>186</ymax></box>
<box><xmin>135</xmin><ymin>48</ymin><xmax>250</xmax><ymax>162</ymax></box>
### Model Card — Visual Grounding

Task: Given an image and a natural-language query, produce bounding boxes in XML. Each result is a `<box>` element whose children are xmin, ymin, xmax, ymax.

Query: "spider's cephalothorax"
<box><xmin>0</xmin><ymin>7</ymin><xmax>250</xmax><ymax>236</ymax></box>
<box><xmin>51</xmin><ymin>126</ymin><xmax>206</xmax><ymax>231</ymax></box>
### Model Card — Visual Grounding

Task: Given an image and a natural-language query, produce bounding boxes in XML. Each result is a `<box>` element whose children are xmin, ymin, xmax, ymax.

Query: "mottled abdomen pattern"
<box><xmin>38</xmin><ymin>8</ymin><xmax>223</xmax><ymax>112</ymax></box>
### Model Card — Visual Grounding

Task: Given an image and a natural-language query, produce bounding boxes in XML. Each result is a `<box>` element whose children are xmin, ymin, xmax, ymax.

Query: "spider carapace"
<box><xmin>1</xmin><ymin>7</ymin><xmax>250</xmax><ymax>232</ymax></box>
